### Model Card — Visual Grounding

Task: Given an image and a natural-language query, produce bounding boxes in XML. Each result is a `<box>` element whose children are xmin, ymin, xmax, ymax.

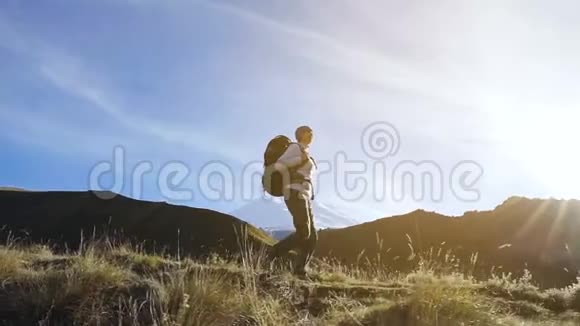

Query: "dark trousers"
<box><xmin>272</xmin><ymin>189</ymin><xmax>317</xmax><ymax>273</ymax></box>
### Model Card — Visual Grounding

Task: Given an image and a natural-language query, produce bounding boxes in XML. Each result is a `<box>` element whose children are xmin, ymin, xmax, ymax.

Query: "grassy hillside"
<box><xmin>0</xmin><ymin>190</ymin><xmax>274</xmax><ymax>257</ymax></box>
<box><xmin>1</xmin><ymin>239</ymin><xmax>579</xmax><ymax>325</ymax></box>
<box><xmin>317</xmin><ymin>197</ymin><xmax>580</xmax><ymax>288</ymax></box>
<box><xmin>3</xmin><ymin>190</ymin><xmax>580</xmax><ymax>324</ymax></box>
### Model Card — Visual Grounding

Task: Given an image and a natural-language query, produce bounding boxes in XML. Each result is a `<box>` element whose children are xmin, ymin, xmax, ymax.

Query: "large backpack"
<box><xmin>262</xmin><ymin>135</ymin><xmax>307</xmax><ymax>197</ymax></box>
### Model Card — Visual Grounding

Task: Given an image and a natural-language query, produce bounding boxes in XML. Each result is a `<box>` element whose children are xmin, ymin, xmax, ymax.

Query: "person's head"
<box><xmin>295</xmin><ymin>125</ymin><xmax>314</xmax><ymax>145</ymax></box>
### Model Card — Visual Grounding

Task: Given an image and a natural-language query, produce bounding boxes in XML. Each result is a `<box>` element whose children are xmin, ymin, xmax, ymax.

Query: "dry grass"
<box><xmin>0</xmin><ymin>238</ymin><xmax>579</xmax><ymax>326</ymax></box>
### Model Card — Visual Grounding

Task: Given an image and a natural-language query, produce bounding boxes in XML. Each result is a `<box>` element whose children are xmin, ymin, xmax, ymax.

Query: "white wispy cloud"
<box><xmin>39</xmin><ymin>55</ymin><xmax>252</xmax><ymax>161</ymax></box>
<box><xmin>0</xmin><ymin>105</ymin><xmax>127</xmax><ymax>157</ymax></box>
<box><xmin>201</xmin><ymin>1</ymin><xmax>479</xmax><ymax>112</ymax></box>
<box><xmin>0</xmin><ymin>15</ymin><xmax>250</xmax><ymax>161</ymax></box>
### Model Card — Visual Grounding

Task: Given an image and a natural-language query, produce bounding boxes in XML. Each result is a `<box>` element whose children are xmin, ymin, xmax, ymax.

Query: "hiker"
<box><xmin>265</xmin><ymin>126</ymin><xmax>317</xmax><ymax>278</ymax></box>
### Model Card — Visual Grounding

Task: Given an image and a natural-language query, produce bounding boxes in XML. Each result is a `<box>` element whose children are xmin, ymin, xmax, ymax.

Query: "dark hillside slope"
<box><xmin>317</xmin><ymin>197</ymin><xmax>580</xmax><ymax>288</ymax></box>
<box><xmin>0</xmin><ymin>190</ymin><xmax>274</xmax><ymax>256</ymax></box>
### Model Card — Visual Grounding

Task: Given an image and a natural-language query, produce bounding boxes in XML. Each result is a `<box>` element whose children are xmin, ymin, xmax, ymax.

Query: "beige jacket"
<box><xmin>276</xmin><ymin>143</ymin><xmax>316</xmax><ymax>200</ymax></box>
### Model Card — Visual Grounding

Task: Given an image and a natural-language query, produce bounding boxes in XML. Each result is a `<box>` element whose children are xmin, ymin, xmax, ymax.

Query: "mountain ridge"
<box><xmin>0</xmin><ymin>189</ymin><xmax>274</xmax><ymax>257</ymax></box>
<box><xmin>1</xmin><ymin>188</ymin><xmax>579</xmax><ymax>287</ymax></box>
<box><xmin>317</xmin><ymin>196</ymin><xmax>580</xmax><ymax>288</ymax></box>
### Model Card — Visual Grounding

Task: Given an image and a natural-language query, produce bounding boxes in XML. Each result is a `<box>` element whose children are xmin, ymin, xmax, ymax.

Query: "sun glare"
<box><xmin>495</xmin><ymin>110</ymin><xmax>579</xmax><ymax>198</ymax></box>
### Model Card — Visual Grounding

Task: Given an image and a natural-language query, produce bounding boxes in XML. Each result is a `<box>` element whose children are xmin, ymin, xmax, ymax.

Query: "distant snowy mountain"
<box><xmin>230</xmin><ymin>197</ymin><xmax>360</xmax><ymax>231</ymax></box>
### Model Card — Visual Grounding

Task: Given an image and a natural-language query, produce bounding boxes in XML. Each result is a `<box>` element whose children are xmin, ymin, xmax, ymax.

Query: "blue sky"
<box><xmin>1</xmin><ymin>0</ymin><xmax>579</xmax><ymax>220</ymax></box>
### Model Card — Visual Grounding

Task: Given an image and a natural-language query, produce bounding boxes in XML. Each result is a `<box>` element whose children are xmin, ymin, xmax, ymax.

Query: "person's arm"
<box><xmin>275</xmin><ymin>143</ymin><xmax>306</xmax><ymax>169</ymax></box>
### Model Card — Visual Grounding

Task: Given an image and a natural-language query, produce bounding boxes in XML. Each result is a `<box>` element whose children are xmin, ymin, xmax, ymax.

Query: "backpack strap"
<box><xmin>289</xmin><ymin>143</ymin><xmax>316</xmax><ymax>200</ymax></box>
<box><xmin>289</xmin><ymin>142</ymin><xmax>315</xmax><ymax>171</ymax></box>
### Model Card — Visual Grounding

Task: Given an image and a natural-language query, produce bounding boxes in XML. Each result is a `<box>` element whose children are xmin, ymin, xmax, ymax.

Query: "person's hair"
<box><xmin>295</xmin><ymin>125</ymin><xmax>313</xmax><ymax>141</ymax></box>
